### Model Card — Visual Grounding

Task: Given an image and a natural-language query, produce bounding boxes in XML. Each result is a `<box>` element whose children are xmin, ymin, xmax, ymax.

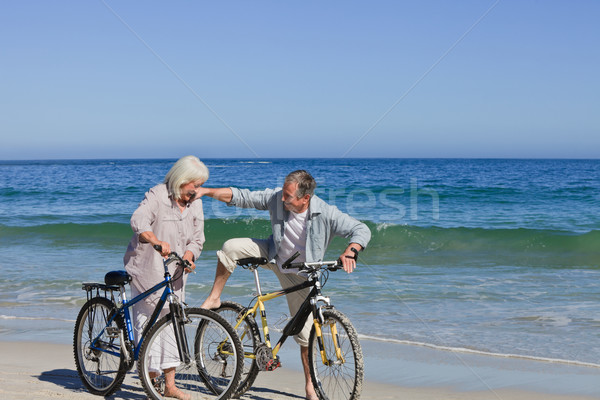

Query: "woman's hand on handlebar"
<box><xmin>155</xmin><ymin>241</ymin><xmax>171</xmax><ymax>257</ymax></box>
<box><xmin>183</xmin><ymin>251</ymin><xmax>196</xmax><ymax>274</ymax></box>
<box><xmin>153</xmin><ymin>245</ymin><xmax>195</xmax><ymax>273</ymax></box>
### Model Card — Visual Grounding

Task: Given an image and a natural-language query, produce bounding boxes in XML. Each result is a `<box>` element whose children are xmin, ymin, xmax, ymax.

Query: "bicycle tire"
<box><xmin>308</xmin><ymin>308</ymin><xmax>364</xmax><ymax>400</ymax></box>
<box><xmin>73</xmin><ymin>296</ymin><xmax>127</xmax><ymax>396</ymax></box>
<box><xmin>214</xmin><ymin>301</ymin><xmax>261</xmax><ymax>397</ymax></box>
<box><xmin>138</xmin><ymin>307</ymin><xmax>243</xmax><ymax>400</ymax></box>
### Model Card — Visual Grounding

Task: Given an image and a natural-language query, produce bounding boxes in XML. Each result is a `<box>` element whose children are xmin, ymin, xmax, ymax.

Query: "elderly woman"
<box><xmin>124</xmin><ymin>155</ymin><xmax>208</xmax><ymax>400</ymax></box>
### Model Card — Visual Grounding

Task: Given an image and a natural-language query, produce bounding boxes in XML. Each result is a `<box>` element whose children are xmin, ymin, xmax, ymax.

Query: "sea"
<box><xmin>1</xmin><ymin>158</ymin><xmax>599</xmax><ymax>391</ymax></box>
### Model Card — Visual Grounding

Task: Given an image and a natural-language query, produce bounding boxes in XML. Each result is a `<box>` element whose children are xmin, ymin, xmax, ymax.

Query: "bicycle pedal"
<box><xmin>105</xmin><ymin>327</ymin><xmax>119</xmax><ymax>338</ymax></box>
<box><xmin>265</xmin><ymin>357</ymin><xmax>281</xmax><ymax>371</ymax></box>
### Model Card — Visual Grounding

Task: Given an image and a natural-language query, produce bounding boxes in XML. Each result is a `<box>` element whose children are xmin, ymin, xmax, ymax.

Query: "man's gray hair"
<box><xmin>164</xmin><ymin>155</ymin><xmax>209</xmax><ymax>199</ymax></box>
<box><xmin>284</xmin><ymin>170</ymin><xmax>316</xmax><ymax>198</ymax></box>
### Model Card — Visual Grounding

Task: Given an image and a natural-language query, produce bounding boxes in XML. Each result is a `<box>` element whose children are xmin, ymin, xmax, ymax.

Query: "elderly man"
<box><xmin>197</xmin><ymin>169</ymin><xmax>370</xmax><ymax>400</ymax></box>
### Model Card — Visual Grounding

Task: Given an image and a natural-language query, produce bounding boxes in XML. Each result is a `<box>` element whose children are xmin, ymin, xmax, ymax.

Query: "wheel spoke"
<box><xmin>138</xmin><ymin>308</ymin><xmax>243</xmax><ymax>400</ymax></box>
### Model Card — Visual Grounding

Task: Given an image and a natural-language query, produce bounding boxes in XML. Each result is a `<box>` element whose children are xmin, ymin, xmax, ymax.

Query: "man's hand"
<box><xmin>194</xmin><ymin>187</ymin><xmax>210</xmax><ymax>198</ymax></box>
<box><xmin>340</xmin><ymin>245</ymin><xmax>362</xmax><ymax>273</ymax></box>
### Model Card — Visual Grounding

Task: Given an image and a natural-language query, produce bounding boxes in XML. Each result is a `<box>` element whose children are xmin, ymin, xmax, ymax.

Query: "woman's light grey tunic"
<box><xmin>124</xmin><ymin>183</ymin><xmax>205</xmax><ymax>303</ymax></box>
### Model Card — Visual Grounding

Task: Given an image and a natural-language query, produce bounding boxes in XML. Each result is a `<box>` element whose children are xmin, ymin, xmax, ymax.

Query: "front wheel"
<box><xmin>308</xmin><ymin>308</ymin><xmax>364</xmax><ymax>400</ymax></box>
<box><xmin>73</xmin><ymin>296</ymin><xmax>126</xmax><ymax>396</ymax></box>
<box><xmin>138</xmin><ymin>307</ymin><xmax>243</xmax><ymax>400</ymax></box>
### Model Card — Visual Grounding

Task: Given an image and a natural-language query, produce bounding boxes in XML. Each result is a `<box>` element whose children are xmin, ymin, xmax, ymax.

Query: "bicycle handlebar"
<box><xmin>280</xmin><ymin>249</ymin><xmax>359</xmax><ymax>272</ymax></box>
<box><xmin>286</xmin><ymin>259</ymin><xmax>343</xmax><ymax>271</ymax></box>
<box><xmin>153</xmin><ymin>245</ymin><xmax>192</xmax><ymax>270</ymax></box>
<box><xmin>235</xmin><ymin>249</ymin><xmax>357</xmax><ymax>272</ymax></box>
<box><xmin>280</xmin><ymin>250</ymin><xmax>343</xmax><ymax>271</ymax></box>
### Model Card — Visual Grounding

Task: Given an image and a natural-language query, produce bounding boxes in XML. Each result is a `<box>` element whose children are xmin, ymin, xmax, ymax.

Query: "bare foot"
<box><xmin>200</xmin><ymin>297</ymin><xmax>221</xmax><ymax>310</ymax></box>
<box><xmin>164</xmin><ymin>386</ymin><xmax>191</xmax><ymax>400</ymax></box>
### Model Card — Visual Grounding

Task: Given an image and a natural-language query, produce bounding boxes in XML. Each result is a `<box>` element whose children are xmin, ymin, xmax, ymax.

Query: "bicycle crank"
<box><xmin>255</xmin><ymin>344</ymin><xmax>281</xmax><ymax>371</ymax></box>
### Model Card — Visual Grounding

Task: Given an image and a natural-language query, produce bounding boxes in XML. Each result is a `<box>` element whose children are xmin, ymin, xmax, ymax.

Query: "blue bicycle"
<box><xmin>73</xmin><ymin>248</ymin><xmax>243</xmax><ymax>400</ymax></box>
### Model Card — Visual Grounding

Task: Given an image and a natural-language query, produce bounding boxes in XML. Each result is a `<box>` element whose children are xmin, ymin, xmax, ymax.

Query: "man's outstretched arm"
<box><xmin>196</xmin><ymin>187</ymin><xmax>233</xmax><ymax>203</ymax></box>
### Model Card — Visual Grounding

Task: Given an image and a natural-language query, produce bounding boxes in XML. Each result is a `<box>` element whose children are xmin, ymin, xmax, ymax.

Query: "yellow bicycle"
<box><xmin>210</xmin><ymin>253</ymin><xmax>364</xmax><ymax>400</ymax></box>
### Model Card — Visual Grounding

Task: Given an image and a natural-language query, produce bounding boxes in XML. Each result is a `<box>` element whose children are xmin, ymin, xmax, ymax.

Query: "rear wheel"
<box><xmin>73</xmin><ymin>297</ymin><xmax>126</xmax><ymax>396</ymax></box>
<box><xmin>308</xmin><ymin>308</ymin><xmax>364</xmax><ymax>400</ymax></box>
<box><xmin>138</xmin><ymin>307</ymin><xmax>243</xmax><ymax>400</ymax></box>
<box><xmin>214</xmin><ymin>301</ymin><xmax>261</xmax><ymax>397</ymax></box>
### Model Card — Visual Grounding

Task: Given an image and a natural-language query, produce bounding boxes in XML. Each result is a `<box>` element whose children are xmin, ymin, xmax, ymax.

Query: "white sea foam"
<box><xmin>0</xmin><ymin>315</ymin><xmax>75</xmax><ymax>323</ymax></box>
<box><xmin>358</xmin><ymin>333</ymin><xmax>600</xmax><ymax>369</ymax></box>
<box><xmin>375</xmin><ymin>222</ymin><xmax>394</xmax><ymax>232</ymax></box>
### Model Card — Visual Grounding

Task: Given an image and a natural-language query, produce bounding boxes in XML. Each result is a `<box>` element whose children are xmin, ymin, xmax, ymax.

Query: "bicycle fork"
<box><xmin>312</xmin><ymin>298</ymin><xmax>346</xmax><ymax>366</ymax></box>
<box><xmin>169</xmin><ymin>297</ymin><xmax>192</xmax><ymax>364</ymax></box>
<box><xmin>313</xmin><ymin>317</ymin><xmax>346</xmax><ymax>366</ymax></box>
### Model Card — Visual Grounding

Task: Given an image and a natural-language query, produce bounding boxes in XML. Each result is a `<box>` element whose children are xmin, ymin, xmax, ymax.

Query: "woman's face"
<box><xmin>179</xmin><ymin>180</ymin><xmax>204</xmax><ymax>203</ymax></box>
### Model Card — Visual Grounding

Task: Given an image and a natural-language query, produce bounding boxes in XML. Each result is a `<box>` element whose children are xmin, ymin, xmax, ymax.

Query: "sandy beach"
<box><xmin>1</xmin><ymin>340</ymin><xmax>598</xmax><ymax>400</ymax></box>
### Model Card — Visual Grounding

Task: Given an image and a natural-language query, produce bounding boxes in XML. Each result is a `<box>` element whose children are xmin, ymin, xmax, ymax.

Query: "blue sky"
<box><xmin>1</xmin><ymin>1</ymin><xmax>599</xmax><ymax>159</ymax></box>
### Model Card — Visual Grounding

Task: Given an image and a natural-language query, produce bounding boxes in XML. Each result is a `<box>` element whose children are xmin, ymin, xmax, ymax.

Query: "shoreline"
<box><xmin>360</xmin><ymin>333</ymin><xmax>600</xmax><ymax>369</ymax></box>
<box><xmin>1</xmin><ymin>339</ymin><xmax>598</xmax><ymax>400</ymax></box>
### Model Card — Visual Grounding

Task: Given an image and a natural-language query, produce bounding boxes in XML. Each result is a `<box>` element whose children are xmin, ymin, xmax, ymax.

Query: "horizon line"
<box><xmin>1</xmin><ymin>156</ymin><xmax>600</xmax><ymax>162</ymax></box>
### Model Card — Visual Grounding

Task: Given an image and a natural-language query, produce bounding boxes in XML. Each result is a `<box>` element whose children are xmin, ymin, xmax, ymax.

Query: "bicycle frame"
<box><xmin>122</xmin><ymin>277</ymin><xmax>174</xmax><ymax>358</ymax></box>
<box><xmin>89</xmin><ymin>257</ymin><xmax>188</xmax><ymax>363</ymax></box>
<box><xmin>234</xmin><ymin>266</ymin><xmax>334</xmax><ymax>362</ymax></box>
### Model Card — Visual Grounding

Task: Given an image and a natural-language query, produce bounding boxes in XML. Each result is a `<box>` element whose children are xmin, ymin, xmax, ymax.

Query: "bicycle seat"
<box><xmin>236</xmin><ymin>257</ymin><xmax>268</xmax><ymax>267</ymax></box>
<box><xmin>105</xmin><ymin>270</ymin><xmax>132</xmax><ymax>286</ymax></box>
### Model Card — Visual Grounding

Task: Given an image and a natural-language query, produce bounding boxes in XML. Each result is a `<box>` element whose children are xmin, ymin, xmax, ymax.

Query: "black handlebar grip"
<box><xmin>282</xmin><ymin>251</ymin><xmax>301</xmax><ymax>269</ymax></box>
<box><xmin>153</xmin><ymin>244</ymin><xmax>163</xmax><ymax>252</ymax></box>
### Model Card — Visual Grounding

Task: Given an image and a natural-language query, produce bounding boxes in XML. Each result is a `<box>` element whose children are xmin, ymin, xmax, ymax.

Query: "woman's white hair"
<box><xmin>164</xmin><ymin>155</ymin><xmax>209</xmax><ymax>199</ymax></box>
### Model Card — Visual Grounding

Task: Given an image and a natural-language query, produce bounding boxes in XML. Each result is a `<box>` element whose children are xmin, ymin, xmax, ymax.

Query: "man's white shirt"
<box><xmin>277</xmin><ymin>209</ymin><xmax>308</xmax><ymax>273</ymax></box>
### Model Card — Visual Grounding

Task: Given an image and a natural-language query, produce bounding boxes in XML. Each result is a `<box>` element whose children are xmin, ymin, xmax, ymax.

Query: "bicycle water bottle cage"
<box><xmin>105</xmin><ymin>270</ymin><xmax>132</xmax><ymax>286</ymax></box>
